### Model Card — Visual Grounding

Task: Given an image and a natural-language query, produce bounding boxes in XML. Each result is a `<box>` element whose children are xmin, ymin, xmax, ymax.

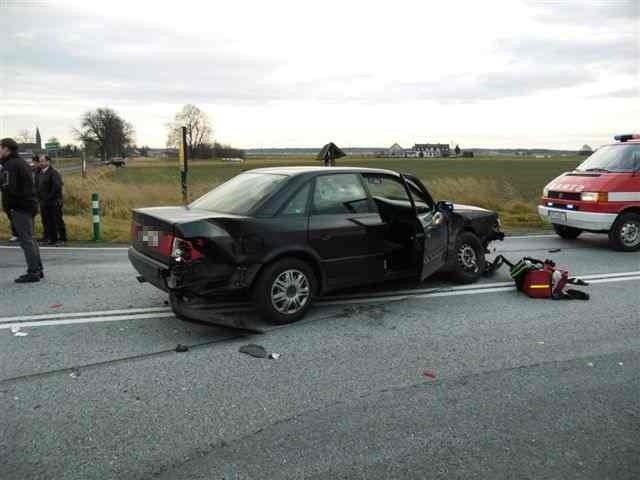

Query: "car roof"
<box><xmin>245</xmin><ymin>166</ymin><xmax>401</xmax><ymax>177</ymax></box>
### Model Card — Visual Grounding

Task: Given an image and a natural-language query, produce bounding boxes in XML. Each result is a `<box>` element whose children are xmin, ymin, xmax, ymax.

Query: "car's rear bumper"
<box><xmin>128</xmin><ymin>247</ymin><xmax>170</xmax><ymax>292</ymax></box>
<box><xmin>129</xmin><ymin>247</ymin><xmax>263</xmax><ymax>296</ymax></box>
<box><xmin>538</xmin><ymin>206</ymin><xmax>617</xmax><ymax>231</ymax></box>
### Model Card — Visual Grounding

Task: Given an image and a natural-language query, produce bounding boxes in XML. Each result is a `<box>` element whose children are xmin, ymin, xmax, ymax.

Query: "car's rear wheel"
<box><xmin>253</xmin><ymin>258</ymin><xmax>316</xmax><ymax>324</ymax></box>
<box><xmin>608</xmin><ymin>213</ymin><xmax>640</xmax><ymax>251</ymax></box>
<box><xmin>450</xmin><ymin>232</ymin><xmax>485</xmax><ymax>284</ymax></box>
<box><xmin>552</xmin><ymin>223</ymin><xmax>582</xmax><ymax>239</ymax></box>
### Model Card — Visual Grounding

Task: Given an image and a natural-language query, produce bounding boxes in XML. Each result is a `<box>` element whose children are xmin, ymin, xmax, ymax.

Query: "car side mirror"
<box><xmin>436</xmin><ymin>201</ymin><xmax>454</xmax><ymax>213</ymax></box>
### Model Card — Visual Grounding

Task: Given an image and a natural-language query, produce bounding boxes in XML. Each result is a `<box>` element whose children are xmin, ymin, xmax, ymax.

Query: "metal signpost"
<box><xmin>179</xmin><ymin>126</ymin><xmax>188</xmax><ymax>204</ymax></box>
<box><xmin>44</xmin><ymin>142</ymin><xmax>59</xmax><ymax>158</ymax></box>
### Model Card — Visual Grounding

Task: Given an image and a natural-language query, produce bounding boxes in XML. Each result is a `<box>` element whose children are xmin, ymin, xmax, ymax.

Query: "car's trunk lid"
<box><xmin>131</xmin><ymin>206</ymin><xmax>243</xmax><ymax>263</ymax></box>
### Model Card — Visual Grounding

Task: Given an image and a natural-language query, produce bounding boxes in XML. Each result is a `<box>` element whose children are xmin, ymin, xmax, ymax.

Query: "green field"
<box><xmin>112</xmin><ymin>155</ymin><xmax>580</xmax><ymax>204</ymax></box>
<box><xmin>0</xmin><ymin>155</ymin><xmax>583</xmax><ymax>242</ymax></box>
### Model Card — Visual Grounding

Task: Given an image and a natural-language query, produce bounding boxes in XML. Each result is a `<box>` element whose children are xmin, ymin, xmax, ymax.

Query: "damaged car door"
<box><xmin>401</xmin><ymin>174</ymin><xmax>449</xmax><ymax>280</ymax></box>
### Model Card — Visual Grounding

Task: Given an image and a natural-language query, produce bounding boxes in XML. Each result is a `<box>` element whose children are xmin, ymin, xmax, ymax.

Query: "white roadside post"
<box><xmin>92</xmin><ymin>193</ymin><xmax>101</xmax><ymax>241</ymax></box>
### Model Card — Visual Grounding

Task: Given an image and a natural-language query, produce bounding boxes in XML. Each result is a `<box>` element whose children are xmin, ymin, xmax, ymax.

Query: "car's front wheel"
<box><xmin>450</xmin><ymin>232</ymin><xmax>485</xmax><ymax>284</ymax></box>
<box><xmin>608</xmin><ymin>213</ymin><xmax>640</xmax><ymax>251</ymax></box>
<box><xmin>552</xmin><ymin>223</ymin><xmax>582</xmax><ymax>239</ymax></box>
<box><xmin>252</xmin><ymin>258</ymin><xmax>317</xmax><ymax>324</ymax></box>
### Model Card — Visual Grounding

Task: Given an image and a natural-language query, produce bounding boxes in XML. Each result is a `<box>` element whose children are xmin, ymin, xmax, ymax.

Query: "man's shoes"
<box><xmin>39</xmin><ymin>238</ymin><xmax>50</xmax><ymax>244</ymax></box>
<box><xmin>14</xmin><ymin>272</ymin><xmax>42</xmax><ymax>283</ymax></box>
<box><xmin>9</xmin><ymin>236</ymin><xmax>18</xmax><ymax>242</ymax></box>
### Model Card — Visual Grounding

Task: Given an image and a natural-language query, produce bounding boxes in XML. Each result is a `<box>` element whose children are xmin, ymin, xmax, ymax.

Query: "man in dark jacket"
<box><xmin>37</xmin><ymin>155</ymin><xmax>67</xmax><ymax>245</ymax></box>
<box><xmin>0</xmin><ymin>138</ymin><xmax>44</xmax><ymax>282</ymax></box>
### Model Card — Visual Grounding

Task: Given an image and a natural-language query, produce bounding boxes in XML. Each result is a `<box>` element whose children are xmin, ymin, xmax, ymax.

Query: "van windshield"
<box><xmin>190</xmin><ymin>172</ymin><xmax>288</xmax><ymax>215</ymax></box>
<box><xmin>576</xmin><ymin>144</ymin><xmax>640</xmax><ymax>173</ymax></box>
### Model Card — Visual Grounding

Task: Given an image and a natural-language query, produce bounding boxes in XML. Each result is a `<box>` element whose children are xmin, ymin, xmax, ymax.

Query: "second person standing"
<box><xmin>37</xmin><ymin>154</ymin><xmax>67</xmax><ymax>246</ymax></box>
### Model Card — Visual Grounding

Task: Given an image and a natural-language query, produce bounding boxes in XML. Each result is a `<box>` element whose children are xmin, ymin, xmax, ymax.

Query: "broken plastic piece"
<box><xmin>69</xmin><ymin>369</ymin><xmax>81</xmax><ymax>378</ymax></box>
<box><xmin>423</xmin><ymin>371</ymin><xmax>436</xmax><ymax>379</ymax></box>
<box><xmin>50</xmin><ymin>304</ymin><xmax>62</xmax><ymax>309</ymax></box>
<box><xmin>269</xmin><ymin>352</ymin><xmax>281</xmax><ymax>360</ymax></box>
<box><xmin>175</xmin><ymin>344</ymin><xmax>189</xmax><ymax>353</ymax></box>
<box><xmin>239</xmin><ymin>344</ymin><xmax>267</xmax><ymax>358</ymax></box>
<box><xmin>548</xmin><ymin>248</ymin><xmax>561</xmax><ymax>253</ymax></box>
<box><xmin>11</xmin><ymin>326</ymin><xmax>27</xmax><ymax>336</ymax></box>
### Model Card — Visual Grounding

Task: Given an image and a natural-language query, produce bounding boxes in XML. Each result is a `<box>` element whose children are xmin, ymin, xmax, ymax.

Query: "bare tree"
<box><xmin>74</xmin><ymin>108</ymin><xmax>135</xmax><ymax>161</ymax></box>
<box><xmin>16</xmin><ymin>129</ymin><xmax>33</xmax><ymax>143</ymax></box>
<box><xmin>166</xmin><ymin>104</ymin><xmax>213</xmax><ymax>158</ymax></box>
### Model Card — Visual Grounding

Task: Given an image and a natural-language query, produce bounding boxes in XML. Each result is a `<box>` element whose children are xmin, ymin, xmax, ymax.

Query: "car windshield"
<box><xmin>576</xmin><ymin>144</ymin><xmax>640</xmax><ymax>173</ymax></box>
<box><xmin>190</xmin><ymin>172</ymin><xmax>288</xmax><ymax>215</ymax></box>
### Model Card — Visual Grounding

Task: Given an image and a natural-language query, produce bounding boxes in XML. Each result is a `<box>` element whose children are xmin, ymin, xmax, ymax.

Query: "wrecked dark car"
<box><xmin>129</xmin><ymin>167</ymin><xmax>504</xmax><ymax>324</ymax></box>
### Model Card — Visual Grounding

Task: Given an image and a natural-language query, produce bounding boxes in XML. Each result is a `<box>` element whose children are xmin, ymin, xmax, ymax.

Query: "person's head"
<box><xmin>0</xmin><ymin>138</ymin><xmax>19</xmax><ymax>160</ymax></box>
<box><xmin>39</xmin><ymin>154</ymin><xmax>51</xmax><ymax>169</ymax></box>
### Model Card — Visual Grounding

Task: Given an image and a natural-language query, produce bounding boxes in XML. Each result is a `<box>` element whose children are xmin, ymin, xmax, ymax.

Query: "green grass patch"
<box><xmin>0</xmin><ymin>155</ymin><xmax>581</xmax><ymax>242</ymax></box>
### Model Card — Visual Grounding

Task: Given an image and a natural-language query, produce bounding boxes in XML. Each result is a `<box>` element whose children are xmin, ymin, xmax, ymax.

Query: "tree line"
<box><xmin>70</xmin><ymin>104</ymin><xmax>244</xmax><ymax>161</ymax></box>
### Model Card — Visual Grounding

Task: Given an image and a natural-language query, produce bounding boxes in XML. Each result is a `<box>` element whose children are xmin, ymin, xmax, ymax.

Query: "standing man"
<box><xmin>0</xmin><ymin>138</ymin><xmax>44</xmax><ymax>282</ymax></box>
<box><xmin>0</xmin><ymin>160</ymin><xmax>19</xmax><ymax>242</ymax></box>
<box><xmin>37</xmin><ymin>155</ymin><xmax>67</xmax><ymax>246</ymax></box>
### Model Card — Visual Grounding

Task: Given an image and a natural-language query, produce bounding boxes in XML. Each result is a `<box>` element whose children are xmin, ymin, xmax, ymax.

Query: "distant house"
<box><xmin>413</xmin><ymin>143</ymin><xmax>450</xmax><ymax>158</ymax></box>
<box><xmin>147</xmin><ymin>148</ymin><xmax>177</xmax><ymax>158</ymax></box>
<box><xmin>386</xmin><ymin>143</ymin><xmax>405</xmax><ymax>157</ymax></box>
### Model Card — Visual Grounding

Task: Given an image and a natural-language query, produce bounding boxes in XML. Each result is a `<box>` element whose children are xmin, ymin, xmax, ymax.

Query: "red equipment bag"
<box><xmin>488</xmin><ymin>255</ymin><xmax>586</xmax><ymax>300</ymax></box>
<box><xmin>522</xmin><ymin>268</ymin><xmax>553</xmax><ymax>298</ymax></box>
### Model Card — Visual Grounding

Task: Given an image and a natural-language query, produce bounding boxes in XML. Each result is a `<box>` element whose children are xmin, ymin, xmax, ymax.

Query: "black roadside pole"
<box><xmin>179</xmin><ymin>126</ymin><xmax>188</xmax><ymax>204</ymax></box>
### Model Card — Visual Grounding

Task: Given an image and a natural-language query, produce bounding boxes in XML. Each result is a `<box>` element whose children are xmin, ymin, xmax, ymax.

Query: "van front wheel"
<box><xmin>609</xmin><ymin>213</ymin><xmax>640</xmax><ymax>251</ymax></box>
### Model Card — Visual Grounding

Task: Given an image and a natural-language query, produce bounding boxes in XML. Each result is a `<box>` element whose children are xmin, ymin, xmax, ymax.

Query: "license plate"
<box><xmin>548</xmin><ymin>211</ymin><xmax>567</xmax><ymax>224</ymax></box>
<box><xmin>141</xmin><ymin>229</ymin><xmax>160</xmax><ymax>247</ymax></box>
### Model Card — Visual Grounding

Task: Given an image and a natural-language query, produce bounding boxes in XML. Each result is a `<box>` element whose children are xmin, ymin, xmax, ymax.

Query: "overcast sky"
<box><xmin>0</xmin><ymin>0</ymin><xmax>638</xmax><ymax>149</ymax></box>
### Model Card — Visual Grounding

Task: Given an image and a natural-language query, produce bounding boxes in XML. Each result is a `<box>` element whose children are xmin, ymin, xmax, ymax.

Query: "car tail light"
<box><xmin>171</xmin><ymin>237</ymin><xmax>203</xmax><ymax>263</ymax></box>
<box><xmin>131</xmin><ymin>221</ymin><xmax>142</xmax><ymax>241</ymax></box>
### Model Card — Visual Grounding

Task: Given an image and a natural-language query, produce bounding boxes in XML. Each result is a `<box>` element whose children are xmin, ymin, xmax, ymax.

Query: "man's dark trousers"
<box><xmin>12</xmin><ymin>209</ymin><xmax>43</xmax><ymax>273</ymax></box>
<box><xmin>55</xmin><ymin>202</ymin><xmax>67</xmax><ymax>242</ymax></box>
<box><xmin>41</xmin><ymin>202</ymin><xmax>66</xmax><ymax>243</ymax></box>
<box><xmin>6</xmin><ymin>210</ymin><xmax>17</xmax><ymax>237</ymax></box>
<box><xmin>41</xmin><ymin>204</ymin><xmax>58</xmax><ymax>243</ymax></box>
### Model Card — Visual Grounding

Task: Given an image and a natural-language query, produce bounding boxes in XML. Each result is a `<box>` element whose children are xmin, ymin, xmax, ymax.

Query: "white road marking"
<box><xmin>0</xmin><ymin>312</ymin><xmax>176</xmax><ymax>330</ymax></box>
<box><xmin>505</xmin><ymin>234</ymin><xmax>557</xmax><ymax>239</ymax></box>
<box><xmin>588</xmin><ymin>275</ymin><xmax>640</xmax><ymax>284</ymax></box>
<box><xmin>0</xmin><ymin>306</ymin><xmax>171</xmax><ymax>324</ymax></box>
<box><xmin>323</xmin><ymin>270</ymin><xmax>640</xmax><ymax>300</ymax></box>
<box><xmin>0</xmin><ymin>245</ymin><xmax>128</xmax><ymax>251</ymax></box>
<box><xmin>1</xmin><ymin>271</ymin><xmax>638</xmax><ymax>330</ymax></box>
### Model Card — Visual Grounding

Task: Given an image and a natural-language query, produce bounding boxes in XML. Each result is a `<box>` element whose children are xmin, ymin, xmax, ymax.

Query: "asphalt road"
<box><xmin>0</xmin><ymin>234</ymin><xmax>638</xmax><ymax>480</ymax></box>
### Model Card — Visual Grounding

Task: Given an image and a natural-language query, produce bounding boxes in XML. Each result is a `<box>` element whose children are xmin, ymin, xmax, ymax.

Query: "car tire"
<box><xmin>608</xmin><ymin>213</ymin><xmax>640</xmax><ymax>252</ymax></box>
<box><xmin>450</xmin><ymin>232</ymin><xmax>486</xmax><ymax>284</ymax></box>
<box><xmin>552</xmin><ymin>223</ymin><xmax>582</xmax><ymax>239</ymax></box>
<box><xmin>252</xmin><ymin>258</ymin><xmax>317</xmax><ymax>324</ymax></box>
